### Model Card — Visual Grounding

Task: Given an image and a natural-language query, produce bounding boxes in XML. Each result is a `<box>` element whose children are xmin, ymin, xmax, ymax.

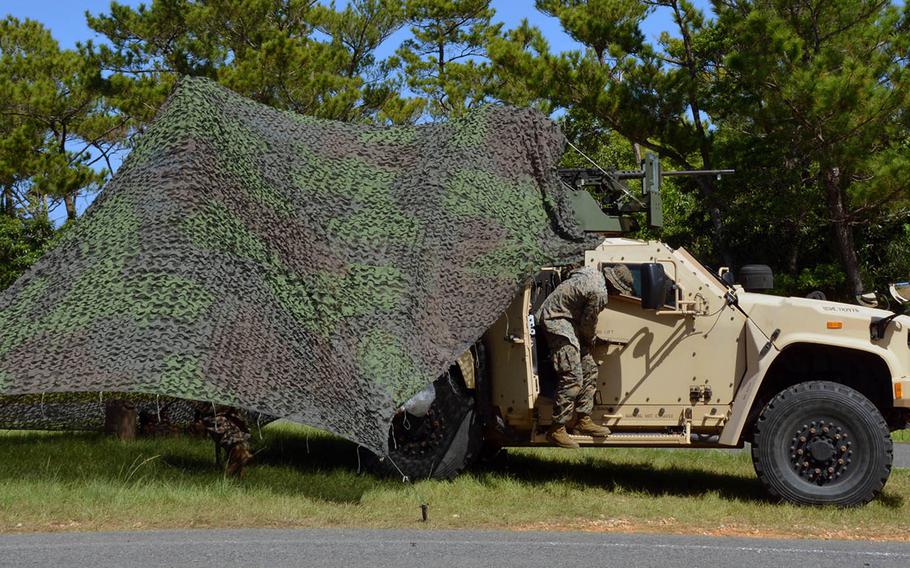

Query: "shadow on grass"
<box><xmin>474</xmin><ymin>450</ymin><xmax>771</xmax><ymax>503</ymax></box>
<box><xmin>3</xmin><ymin>428</ymin><xmax>902</xmax><ymax>509</ymax></box>
<box><xmin>255</xmin><ymin>428</ymin><xmax>774</xmax><ymax>504</ymax></box>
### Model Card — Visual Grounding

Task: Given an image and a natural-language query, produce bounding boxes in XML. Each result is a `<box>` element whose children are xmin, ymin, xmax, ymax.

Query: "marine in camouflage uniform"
<box><xmin>538</xmin><ymin>265</ymin><xmax>634</xmax><ymax>448</ymax></box>
<box><xmin>196</xmin><ymin>405</ymin><xmax>254</xmax><ymax>476</ymax></box>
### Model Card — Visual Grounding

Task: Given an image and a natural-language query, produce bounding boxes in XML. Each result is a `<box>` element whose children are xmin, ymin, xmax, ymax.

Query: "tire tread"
<box><xmin>751</xmin><ymin>380</ymin><xmax>892</xmax><ymax>506</ymax></box>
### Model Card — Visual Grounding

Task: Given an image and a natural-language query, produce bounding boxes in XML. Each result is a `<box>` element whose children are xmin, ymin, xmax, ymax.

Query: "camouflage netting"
<box><xmin>0</xmin><ymin>77</ymin><xmax>590</xmax><ymax>454</ymax></box>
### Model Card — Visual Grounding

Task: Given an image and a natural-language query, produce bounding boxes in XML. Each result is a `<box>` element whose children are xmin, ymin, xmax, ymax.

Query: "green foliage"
<box><xmin>86</xmin><ymin>0</ymin><xmax>421</xmax><ymax>124</ymax></box>
<box><xmin>3</xmin><ymin>0</ymin><xmax>910</xmax><ymax>303</ymax></box>
<box><xmin>491</xmin><ymin>0</ymin><xmax>910</xmax><ymax>299</ymax></box>
<box><xmin>489</xmin><ymin>0</ymin><xmax>734</xmax><ymax>267</ymax></box>
<box><xmin>0</xmin><ymin>16</ymin><xmax>116</xmax><ymax>221</ymax></box>
<box><xmin>0</xmin><ymin>215</ymin><xmax>56</xmax><ymax>289</ymax></box>
<box><xmin>714</xmin><ymin>0</ymin><xmax>910</xmax><ymax>297</ymax></box>
<box><xmin>393</xmin><ymin>0</ymin><xmax>504</xmax><ymax>119</ymax></box>
<box><xmin>0</xmin><ymin>16</ymin><xmax>120</xmax><ymax>291</ymax></box>
<box><xmin>0</xmin><ymin>16</ymin><xmax>120</xmax><ymax>289</ymax></box>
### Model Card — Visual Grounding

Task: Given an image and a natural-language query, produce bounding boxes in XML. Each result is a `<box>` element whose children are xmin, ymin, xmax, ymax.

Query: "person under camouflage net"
<box><xmin>538</xmin><ymin>264</ymin><xmax>634</xmax><ymax>448</ymax></box>
<box><xmin>196</xmin><ymin>406</ymin><xmax>254</xmax><ymax>476</ymax></box>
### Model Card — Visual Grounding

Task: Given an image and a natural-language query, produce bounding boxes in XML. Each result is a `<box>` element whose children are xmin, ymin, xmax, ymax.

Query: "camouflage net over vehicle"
<box><xmin>0</xmin><ymin>77</ymin><xmax>589</xmax><ymax>454</ymax></box>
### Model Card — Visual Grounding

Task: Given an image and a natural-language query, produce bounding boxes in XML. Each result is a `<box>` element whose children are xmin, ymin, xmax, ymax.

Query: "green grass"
<box><xmin>1</xmin><ymin>423</ymin><xmax>908</xmax><ymax>540</ymax></box>
<box><xmin>893</xmin><ymin>429</ymin><xmax>910</xmax><ymax>443</ymax></box>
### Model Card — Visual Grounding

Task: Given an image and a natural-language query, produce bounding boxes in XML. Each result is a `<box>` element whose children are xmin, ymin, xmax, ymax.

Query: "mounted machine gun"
<box><xmin>558</xmin><ymin>152</ymin><xmax>734</xmax><ymax>233</ymax></box>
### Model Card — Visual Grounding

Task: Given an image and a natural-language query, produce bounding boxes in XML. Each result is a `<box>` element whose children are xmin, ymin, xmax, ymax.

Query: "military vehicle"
<box><xmin>381</xmin><ymin>154</ymin><xmax>910</xmax><ymax>507</ymax></box>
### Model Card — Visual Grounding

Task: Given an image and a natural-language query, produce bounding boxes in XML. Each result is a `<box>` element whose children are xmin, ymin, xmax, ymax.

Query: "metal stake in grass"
<box><xmin>420</xmin><ymin>503</ymin><xmax>428</xmax><ymax>522</ymax></box>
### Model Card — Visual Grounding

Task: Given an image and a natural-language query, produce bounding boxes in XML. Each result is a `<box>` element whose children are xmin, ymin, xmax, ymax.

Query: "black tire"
<box><xmin>751</xmin><ymin>381</ymin><xmax>892</xmax><ymax>506</ymax></box>
<box><xmin>371</xmin><ymin>364</ymin><xmax>483</xmax><ymax>480</ymax></box>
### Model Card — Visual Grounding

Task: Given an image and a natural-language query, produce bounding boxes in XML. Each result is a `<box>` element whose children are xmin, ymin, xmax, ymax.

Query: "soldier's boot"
<box><xmin>572</xmin><ymin>414</ymin><xmax>611</xmax><ymax>437</ymax></box>
<box><xmin>546</xmin><ymin>424</ymin><xmax>580</xmax><ymax>449</ymax></box>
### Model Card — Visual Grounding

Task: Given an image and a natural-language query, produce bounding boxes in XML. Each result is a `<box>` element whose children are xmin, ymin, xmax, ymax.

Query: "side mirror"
<box><xmin>890</xmin><ymin>282</ymin><xmax>910</xmax><ymax>305</ymax></box>
<box><xmin>640</xmin><ymin>263</ymin><xmax>671</xmax><ymax>310</ymax></box>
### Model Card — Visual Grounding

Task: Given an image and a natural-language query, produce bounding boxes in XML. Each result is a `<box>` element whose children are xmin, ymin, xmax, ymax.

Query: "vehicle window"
<box><xmin>602</xmin><ymin>263</ymin><xmax>677</xmax><ymax>308</ymax></box>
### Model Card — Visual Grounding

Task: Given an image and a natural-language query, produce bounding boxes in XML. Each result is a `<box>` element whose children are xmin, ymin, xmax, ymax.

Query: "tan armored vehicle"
<box><xmin>381</xmin><ymin>155</ymin><xmax>910</xmax><ymax>507</ymax></box>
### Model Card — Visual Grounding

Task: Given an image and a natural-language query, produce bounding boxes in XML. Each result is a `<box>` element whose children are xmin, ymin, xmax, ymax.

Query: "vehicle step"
<box><xmin>530</xmin><ymin>430</ymin><xmax>691</xmax><ymax>446</ymax></box>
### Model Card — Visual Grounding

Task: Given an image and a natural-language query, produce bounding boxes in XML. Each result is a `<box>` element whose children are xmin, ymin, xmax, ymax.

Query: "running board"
<box><xmin>531</xmin><ymin>423</ymin><xmax>692</xmax><ymax>446</ymax></box>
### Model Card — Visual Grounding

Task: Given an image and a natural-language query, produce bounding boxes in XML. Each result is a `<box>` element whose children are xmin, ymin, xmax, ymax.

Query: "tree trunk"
<box><xmin>821</xmin><ymin>166</ymin><xmax>864</xmax><ymax>296</ymax></box>
<box><xmin>63</xmin><ymin>192</ymin><xmax>77</xmax><ymax>221</ymax></box>
<box><xmin>788</xmin><ymin>241</ymin><xmax>799</xmax><ymax>275</ymax></box>
<box><xmin>104</xmin><ymin>399</ymin><xmax>137</xmax><ymax>441</ymax></box>
<box><xmin>1</xmin><ymin>185</ymin><xmax>13</xmax><ymax>217</ymax></box>
<box><xmin>695</xmin><ymin>177</ymin><xmax>733</xmax><ymax>267</ymax></box>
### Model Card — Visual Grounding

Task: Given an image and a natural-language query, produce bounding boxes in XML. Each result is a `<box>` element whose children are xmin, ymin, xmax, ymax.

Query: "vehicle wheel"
<box><xmin>751</xmin><ymin>381</ymin><xmax>892</xmax><ymax>506</ymax></box>
<box><xmin>371</xmin><ymin>364</ymin><xmax>483</xmax><ymax>480</ymax></box>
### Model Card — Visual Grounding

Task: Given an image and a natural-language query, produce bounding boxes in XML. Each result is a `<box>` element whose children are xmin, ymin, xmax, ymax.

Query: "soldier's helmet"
<box><xmin>603</xmin><ymin>265</ymin><xmax>634</xmax><ymax>296</ymax></box>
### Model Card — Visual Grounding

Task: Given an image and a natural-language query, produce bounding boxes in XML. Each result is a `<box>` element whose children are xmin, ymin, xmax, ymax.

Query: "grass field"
<box><xmin>1</xmin><ymin>424</ymin><xmax>909</xmax><ymax>540</ymax></box>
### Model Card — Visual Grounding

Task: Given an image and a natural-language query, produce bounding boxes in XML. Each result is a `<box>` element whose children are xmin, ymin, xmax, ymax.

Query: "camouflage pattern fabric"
<box><xmin>0</xmin><ymin>77</ymin><xmax>590</xmax><ymax>454</ymax></box>
<box><xmin>538</xmin><ymin>267</ymin><xmax>610</xmax><ymax>424</ymax></box>
<box><xmin>544</xmin><ymin>332</ymin><xmax>598</xmax><ymax>425</ymax></box>
<box><xmin>203</xmin><ymin>413</ymin><xmax>251</xmax><ymax>450</ymax></box>
<box><xmin>538</xmin><ymin>266</ymin><xmax>610</xmax><ymax>348</ymax></box>
<box><xmin>199</xmin><ymin>408</ymin><xmax>254</xmax><ymax>476</ymax></box>
<box><xmin>0</xmin><ymin>392</ymin><xmax>204</xmax><ymax>431</ymax></box>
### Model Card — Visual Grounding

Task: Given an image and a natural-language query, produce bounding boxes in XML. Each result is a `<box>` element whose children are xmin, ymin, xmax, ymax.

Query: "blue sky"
<box><xmin>2</xmin><ymin>0</ymin><xmax>708</xmax><ymax>222</ymax></box>
<box><xmin>4</xmin><ymin>0</ymin><xmax>703</xmax><ymax>52</ymax></box>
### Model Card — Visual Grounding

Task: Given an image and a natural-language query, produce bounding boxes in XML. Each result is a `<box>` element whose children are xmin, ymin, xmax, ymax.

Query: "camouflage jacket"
<box><xmin>538</xmin><ymin>266</ymin><xmax>609</xmax><ymax>348</ymax></box>
<box><xmin>204</xmin><ymin>413</ymin><xmax>251</xmax><ymax>449</ymax></box>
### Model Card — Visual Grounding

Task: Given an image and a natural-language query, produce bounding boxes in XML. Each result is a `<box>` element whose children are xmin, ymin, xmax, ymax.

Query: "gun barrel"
<box><xmin>662</xmin><ymin>169</ymin><xmax>735</xmax><ymax>177</ymax></box>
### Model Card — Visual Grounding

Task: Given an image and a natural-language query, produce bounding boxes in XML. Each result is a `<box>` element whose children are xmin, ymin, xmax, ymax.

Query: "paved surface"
<box><xmin>894</xmin><ymin>443</ymin><xmax>910</xmax><ymax>468</ymax></box>
<box><xmin>1</xmin><ymin>529</ymin><xmax>908</xmax><ymax>568</ymax></box>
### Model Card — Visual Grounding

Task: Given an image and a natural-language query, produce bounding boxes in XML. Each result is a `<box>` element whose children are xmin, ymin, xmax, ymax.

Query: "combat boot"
<box><xmin>546</xmin><ymin>424</ymin><xmax>580</xmax><ymax>449</ymax></box>
<box><xmin>572</xmin><ymin>414</ymin><xmax>611</xmax><ymax>437</ymax></box>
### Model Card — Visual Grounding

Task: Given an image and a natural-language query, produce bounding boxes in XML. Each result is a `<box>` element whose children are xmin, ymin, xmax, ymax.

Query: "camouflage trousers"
<box><xmin>544</xmin><ymin>330</ymin><xmax>598</xmax><ymax>425</ymax></box>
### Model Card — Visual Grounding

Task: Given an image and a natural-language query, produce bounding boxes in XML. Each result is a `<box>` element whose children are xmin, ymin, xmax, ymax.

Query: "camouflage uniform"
<box><xmin>538</xmin><ymin>266</ymin><xmax>610</xmax><ymax>425</ymax></box>
<box><xmin>199</xmin><ymin>407</ymin><xmax>254</xmax><ymax>476</ymax></box>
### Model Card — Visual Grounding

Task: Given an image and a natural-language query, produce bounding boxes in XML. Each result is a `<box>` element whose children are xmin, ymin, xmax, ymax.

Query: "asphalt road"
<box><xmin>894</xmin><ymin>443</ymin><xmax>910</xmax><ymax>467</ymax></box>
<box><xmin>1</xmin><ymin>529</ymin><xmax>908</xmax><ymax>568</ymax></box>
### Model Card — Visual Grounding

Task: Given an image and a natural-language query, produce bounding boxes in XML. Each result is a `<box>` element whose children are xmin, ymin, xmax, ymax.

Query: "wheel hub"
<box><xmin>789</xmin><ymin>420</ymin><xmax>852</xmax><ymax>485</ymax></box>
<box><xmin>807</xmin><ymin>438</ymin><xmax>835</xmax><ymax>461</ymax></box>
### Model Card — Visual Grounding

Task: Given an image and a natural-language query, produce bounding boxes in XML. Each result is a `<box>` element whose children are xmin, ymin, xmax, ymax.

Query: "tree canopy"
<box><xmin>1</xmin><ymin>0</ymin><xmax>908</xmax><ymax>300</ymax></box>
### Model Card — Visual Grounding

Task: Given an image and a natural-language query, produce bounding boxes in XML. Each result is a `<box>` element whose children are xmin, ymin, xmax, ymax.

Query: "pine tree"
<box><xmin>717</xmin><ymin>0</ymin><xmax>910</xmax><ymax>296</ymax></box>
<box><xmin>394</xmin><ymin>0</ymin><xmax>503</xmax><ymax>119</ymax></box>
<box><xmin>0</xmin><ymin>16</ymin><xmax>113</xmax><ymax>222</ymax></box>
<box><xmin>86</xmin><ymin>0</ymin><xmax>418</xmax><ymax>124</ymax></box>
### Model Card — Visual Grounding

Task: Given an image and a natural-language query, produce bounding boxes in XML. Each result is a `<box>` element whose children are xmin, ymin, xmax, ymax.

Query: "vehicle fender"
<box><xmin>772</xmin><ymin>332</ymin><xmax>904</xmax><ymax>380</ymax></box>
<box><xmin>719</xmin><ymin>330</ymin><xmax>901</xmax><ymax>446</ymax></box>
<box><xmin>719</xmin><ymin>319</ymin><xmax>779</xmax><ymax>446</ymax></box>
